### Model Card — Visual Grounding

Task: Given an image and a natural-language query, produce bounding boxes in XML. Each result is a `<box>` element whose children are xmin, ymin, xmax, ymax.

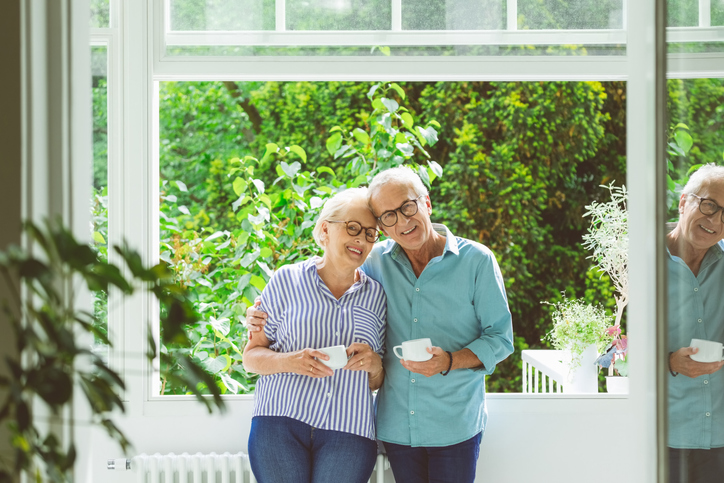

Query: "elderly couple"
<box><xmin>242</xmin><ymin>166</ymin><xmax>515</xmax><ymax>483</ymax></box>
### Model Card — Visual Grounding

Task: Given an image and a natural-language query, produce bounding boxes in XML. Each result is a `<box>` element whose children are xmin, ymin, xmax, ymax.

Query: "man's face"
<box><xmin>369</xmin><ymin>183</ymin><xmax>433</xmax><ymax>252</ymax></box>
<box><xmin>678</xmin><ymin>179</ymin><xmax>724</xmax><ymax>253</ymax></box>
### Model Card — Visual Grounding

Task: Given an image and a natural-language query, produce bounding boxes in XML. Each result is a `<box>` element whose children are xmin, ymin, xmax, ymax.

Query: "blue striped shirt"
<box><xmin>252</xmin><ymin>257</ymin><xmax>387</xmax><ymax>440</ymax></box>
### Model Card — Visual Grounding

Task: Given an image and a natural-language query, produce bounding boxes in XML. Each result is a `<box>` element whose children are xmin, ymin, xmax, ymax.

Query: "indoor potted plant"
<box><xmin>543</xmin><ymin>296</ymin><xmax>614</xmax><ymax>393</ymax></box>
<box><xmin>582</xmin><ymin>184</ymin><xmax>629</xmax><ymax>392</ymax></box>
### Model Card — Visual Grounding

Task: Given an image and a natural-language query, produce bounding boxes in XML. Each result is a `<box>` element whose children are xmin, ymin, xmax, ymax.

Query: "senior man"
<box><xmin>667</xmin><ymin>163</ymin><xmax>724</xmax><ymax>483</ymax></box>
<box><xmin>247</xmin><ymin>166</ymin><xmax>514</xmax><ymax>483</ymax></box>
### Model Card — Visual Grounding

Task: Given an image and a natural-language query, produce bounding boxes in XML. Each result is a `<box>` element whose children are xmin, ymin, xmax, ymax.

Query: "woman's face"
<box><xmin>322</xmin><ymin>203</ymin><xmax>378</xmax><ymax>271</ymax></box>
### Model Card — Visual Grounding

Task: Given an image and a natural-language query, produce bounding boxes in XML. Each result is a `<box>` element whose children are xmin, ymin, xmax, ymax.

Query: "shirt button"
<box><xmin>694</xmin><ymin>288</ymin><xmax>699</xmax><ymax>292</ymax></box>
<box><xmin>706</xmin><ymin>412</ymin><xmax>711</xmax><ymax>417</ymax></box>
<box><xmin>413</xmin><ymin>318</ymin><xmax>418</xmax><ymax>323</ymax></box>
<box><xmin>410</xmin><ymin>411</ymin><xmax>415</xmax><ymax>415</ymax></box>
<box><xmin>335</xmin><ymin>331</ymin><xmax>340</xmax><ymax>336</ymax></box>
<box><xmin>704</xmin><ymin>380</ymin><xmax>709</xmax><ymax>385</ymax></box>
<box><xmin>699</xmin><ymin>319</ymin><xmax>703</xmax><ymax>323</ymax></box>
<box><xmin>411</xmin><ymin>379</ymin><xmax>416</xmax><ymax>383</ymax></box>
<box><xmin>416</xmin><ymin>288</ymin><xmax>420</xmax><ymax>292</ymax></box>
<box><xmin>327</xmin><ymin>393</ymin><xmax>332</xmax><ymax>397</ymax></box>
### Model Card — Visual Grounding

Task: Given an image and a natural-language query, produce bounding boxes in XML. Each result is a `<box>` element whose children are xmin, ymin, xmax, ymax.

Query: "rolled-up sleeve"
<box><xmin>465</xmin><ymin>252</ymin><xmax>514</xmax><ymax>374</ymax></box>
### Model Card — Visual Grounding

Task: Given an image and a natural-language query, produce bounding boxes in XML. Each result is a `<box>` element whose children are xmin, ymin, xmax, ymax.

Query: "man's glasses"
<box><xmin>688</xmin><ymin>193</ymin><xmax>724</xmax><ymax>223</ymax></box>
<box><xmin>377</xmin><ymin>195</ymin><xmax>426</xmax><ymax>227</ymax></box>
<box><xmin>327</xmin><ymin>221</ymin><xmax>380</xmax><ymax>243</ymax></box>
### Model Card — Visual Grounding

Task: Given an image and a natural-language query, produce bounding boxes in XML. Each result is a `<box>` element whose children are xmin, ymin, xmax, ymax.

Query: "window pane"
<box><xmin>170</xmin><ymin>0</ymin><xmax>276</xmax><ymax>31</ymax></box>
<box><xmin>90</xmin><ymin>0</ymin><xmax>110</xmax><ymax>28</ymax></box>
<box><xmin>287</xmin><ymin>0</ymin><xmax>391</xmax><ymax>30</ymax></box>
<box><xmin>667</xmin><ymin>0</ymin><xmax>698</xmax><ymax>27</ymax></box>
<box><xmin>91</xmin><ymin>46</ymin><xmax>109</xmax><ymax>364</ymax></box>
<box><xmin>517</xmin><ymin>0</ymin><xmax>624</xmax><ymax>29</ymax></box>
<box><xmin>713</xmin><ymin>2</ymin><xmax>724</xmax><ymax>26</ymax></box>
<box><xmin>156</xmin><ymin>80</ymin><xmax>626</xmax><ymax>394</ymax></box>
<box><xmin>401</xmin><ymin>0</ymin><xmax>503</xmax><ymax>30</ymax></box>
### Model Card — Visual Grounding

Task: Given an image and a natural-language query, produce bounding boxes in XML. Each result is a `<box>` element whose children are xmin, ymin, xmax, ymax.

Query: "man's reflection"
<box><xmin>667</xmin><ymin>164</ymin><xmax>724</xmax><ymax>483</ymax></box>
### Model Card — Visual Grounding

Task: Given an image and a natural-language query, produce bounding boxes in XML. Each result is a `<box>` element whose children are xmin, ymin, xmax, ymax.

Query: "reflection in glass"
<box><xmin>170</xmin><ymin>0</ymin><xmax>275</xmax><ymax>31</ymax></box>
<box><xmin>517</xmin><ymin>0</ymin><xmax>623</xmax><ymax>29</ymax></box>
<box><xmin>90</xmin><ymin>0</ymin><xmax>110</xmax><ymax>28</ymax></box>
<box><xmin>713</xmin><ymin>1</ymin><xmax>724</xmax><ymax>26</ymax></box>
<box><xmin>287</xmin><ymin>0</ymin><xmax>391</xmax><ymax>30</ymax></box>
<box><xmin>667</xmin><ymin>0</ymin><xmax>699</xmax><ymax>27</ymax></box>
<box><xmin>666</xmin><ymin>78</ymin><xmax>724</xmax><ymax>481</ymax></box>
<box><xmin>91</xmin><ymin>46</ymin><xmax>109</xmax><ymax>365</ymax></box>
<box><xmin>401</xmin><ymin>0</ymin><xmax>503</xmax><ymax>30</ymax></box>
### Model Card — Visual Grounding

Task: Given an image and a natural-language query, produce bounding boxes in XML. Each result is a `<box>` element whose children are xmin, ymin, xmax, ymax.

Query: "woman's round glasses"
<box><xmin>688</xmin><ymin>193</ymin><xmax>724</xmax><ymax>223</ymax></box>
<box><xmin>327</xmin><ymin>221</ymin><xmax>380</xmax><ymax>243</ymax></box>
<box><xmin>378</xmin><ymin>195</ymin><xmax>426</xmax><ymax>227</ymax></box>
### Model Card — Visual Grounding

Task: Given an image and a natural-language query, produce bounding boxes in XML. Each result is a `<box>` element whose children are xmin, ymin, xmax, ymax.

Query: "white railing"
<box><xmin>521</xmin><ymin>346</ymin><xmax>599</xmax><ymax>394</ymax></box>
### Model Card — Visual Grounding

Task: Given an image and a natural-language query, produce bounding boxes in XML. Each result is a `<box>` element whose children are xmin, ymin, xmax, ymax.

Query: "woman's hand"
<box><xmin>245</xmin><ymin>297</ymin><xmax>267</xmax><ymax>334</ymax></box>
<box><xmin>286</xmin><ymin>348</ymin><xmax>335</xmax><ymax>378</ymax></box>
<box><xmin>344</xmin><ymin>343</ymin><xmax>384</xmax><ymax>389</ymax></box>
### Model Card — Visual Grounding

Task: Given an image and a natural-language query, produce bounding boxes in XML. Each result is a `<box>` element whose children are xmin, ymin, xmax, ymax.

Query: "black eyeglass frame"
<box><xmin>687</xmin><ymin>193</ymin><xmax>724</xmax><ymax>223</ymax></box>
<box><xmin>377</xmin><ymin>194</ymin><xmax>427</xmax><ymax>228</ymax></box>
<box><xmin>326</xmin><ymin>220</ymin><xmax>380</xmax><ymax>243</ymax></box>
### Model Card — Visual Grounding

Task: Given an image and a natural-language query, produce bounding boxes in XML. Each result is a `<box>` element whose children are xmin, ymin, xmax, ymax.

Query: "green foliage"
<box><xmin>543</xmin><ymin>297</ymin><xmax>614</xmax><ymax>369</ymax></box>
<box><xmin>0</xmin><ymin>220</ymin><xmax>224</xmax><ymax>482</ymax></box>
<box><xmin>157</xmin><ymin>83</ymin><xmax>438</xmax><ymax>395</ymax></box>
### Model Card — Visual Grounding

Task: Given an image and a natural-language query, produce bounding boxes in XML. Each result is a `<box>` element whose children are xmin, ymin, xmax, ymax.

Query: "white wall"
<box><xmin>91</xmin><ymin>394</ymin><xmax>628</xmax><ymax>483</ymax></box>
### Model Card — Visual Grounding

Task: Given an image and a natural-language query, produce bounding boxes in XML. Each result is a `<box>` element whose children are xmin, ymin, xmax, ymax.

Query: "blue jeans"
<box><xmin>383</xmin><ymin>433</ymin><xmax>482</xmax><ymax>483</ymax></box>
<box><xmin>248</xmin><ymin>416</ymin><xmax>377</xmax><ymax>483</ymax></box>
<box><xmin>670</xmin><ymin>447</ymin><xmax>724</xmax><ymax>483</ymax></box>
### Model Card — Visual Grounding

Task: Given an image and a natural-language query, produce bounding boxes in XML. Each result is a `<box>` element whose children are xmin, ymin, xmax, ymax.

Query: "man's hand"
<box><xmin>245</xmin><ymin>297</ymin><xmax>267</xmax><ymax>333</ymax></box>
<box><xmin>670</xmin><ymin>346</ymin><xmax>724</xmax><ymax>378</ymax></box>
<box><xmin>401</xmin><ymin>346</ymin><xmax>450</xmax><ymax>378</ymax></box>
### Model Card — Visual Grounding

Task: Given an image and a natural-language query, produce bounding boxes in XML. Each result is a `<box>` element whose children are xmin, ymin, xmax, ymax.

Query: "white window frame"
<box><xmin>113</xmin><ymin>0</ymin><xmax>673</xmax><ymax>459</ymax></box>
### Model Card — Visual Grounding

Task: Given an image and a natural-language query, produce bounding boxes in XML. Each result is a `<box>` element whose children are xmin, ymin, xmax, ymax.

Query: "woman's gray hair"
<box><xmin>683</xmin><ymin>163</ymin><xmax>724</xmax><ymax>197</ymax></box>
<box><xmin>367</xmin><ymin>166</ymin><xmax>428</xmax><ymax>215</ymax></box>
<box><xmin>312</xmin><ymin>187</ymin><xmax>370</xmax><ymax>249</ymax></box>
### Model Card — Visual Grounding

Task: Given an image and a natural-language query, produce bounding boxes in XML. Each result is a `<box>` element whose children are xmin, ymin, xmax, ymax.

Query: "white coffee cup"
<box><xmin>690</xmin><ymin>338</ymin><xmax>724</xmax><ymax>363</ymax></box>
<box><xmin>393</xmin><ymin>338</ymin><xmax>433</xmax><ymax>362</ymax></box>
<box><xmin>317</xmin><ymin>345</ymin><xmax>349</xmax><ymax>370</ymax></box>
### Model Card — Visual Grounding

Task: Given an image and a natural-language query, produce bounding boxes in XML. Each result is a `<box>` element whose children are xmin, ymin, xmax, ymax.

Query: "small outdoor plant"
<box><xmin>581</xmin><ymin>183</ymin><xmax>629</xmax><ymax>377</ymax></box>
<box><xmin>595</xmin><ymin>325</ymin><xmax>629</xmax><ymax>377</ymax></box>
<box><xmin>543</xmin><ymin>297</ymin><xmax>614</xmax><ymax>371</ymax></box>
<box><xmin>581</xmin><ymin>183</ymin><xmax>628</xmax><ymax>329</ymax></box>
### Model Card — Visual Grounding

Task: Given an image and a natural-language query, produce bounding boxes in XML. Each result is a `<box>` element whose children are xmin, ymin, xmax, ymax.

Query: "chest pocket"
<box><xmin>352</xmin><ymin>306</ymin><xmax>383</xmax><ymax>353</ymax></box>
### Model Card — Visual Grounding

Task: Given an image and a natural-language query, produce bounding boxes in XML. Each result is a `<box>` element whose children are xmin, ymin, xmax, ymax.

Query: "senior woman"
<box><xmin>243</xmin><ymin>187</ymin><xmax>386</xmax><ymax>483</ymax></box>
<box><xmin>667</xmin><ymin>163</ymin><xmax>724</xmax><ymax>483</ymax></box>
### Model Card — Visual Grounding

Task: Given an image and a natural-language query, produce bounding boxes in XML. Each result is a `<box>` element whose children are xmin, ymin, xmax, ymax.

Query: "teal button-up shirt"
<box><xmin>362</xmin><ymin>224</ymin><xmax>514</xmax><ymax>447</ymax></box>
<box><xmin>668</xmin><ymin>241</ymin><xmax>724</xmax><ymax>449</ymax></box>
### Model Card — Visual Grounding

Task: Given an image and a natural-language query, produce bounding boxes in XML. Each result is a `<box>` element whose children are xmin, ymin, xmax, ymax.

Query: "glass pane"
<box><xmin>170</xmin><ymin>0</ymin><xmax>275</xmax><ymax>31</ymax></box>
<box><xmin>713</xmin><ymin>1</ymin><xmax>724</xmax><ymax>26</ymax></box>
<box><xmin>401</xmin><ymin>0</ymin><xmax>503</xmax><ymax>30</ymax></box>
<box><xmin>287</xmin><ymin>0</ymin><xmax>391</xmax><ymax>30</ymax></box>
<box><xmin>165</xmin><ymin>44</ymin><xmax>625</xmax><ymax>57</ymax></box>
<box><xmin>91</xmin><ymin>46</ymin><xmax>109</xmax><ymax>364</ymax></box>
<box><xmin>667</xmin><ymin>0</ymin><xmax>698</xmax><ymax>27</ymax></box>
<box><xmin>517</xmin><ymin>0</ymin><xmax>624</xmax><ymax>29</ymax></box>
<box><xmin>90</xmin><ymin>0</ymin><xmax>110</xmax><ymax>28</ymax></box>
<box><xmin>156</xmin><ymin>80</ymin><xmax>626</xmax><ymax>395</ymax></box>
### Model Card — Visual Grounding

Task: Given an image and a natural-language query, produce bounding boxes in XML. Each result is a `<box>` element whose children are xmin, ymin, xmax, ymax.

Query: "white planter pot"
<box><xmin>562</xmin><ymin>343</ymin><xmax>599</xmax><ymax>394</ymax></box>
<box><xmin>605</xmin><ymin>376</ymin><xmax>629</xmax><ymax>394</ymax></box>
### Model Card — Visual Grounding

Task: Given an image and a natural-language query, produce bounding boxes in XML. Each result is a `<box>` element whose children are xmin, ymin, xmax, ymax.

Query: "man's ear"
<box><xmin>679</xmin><ymin>193</ymin><xmax>688</xmax><ymax>214</ymax></box>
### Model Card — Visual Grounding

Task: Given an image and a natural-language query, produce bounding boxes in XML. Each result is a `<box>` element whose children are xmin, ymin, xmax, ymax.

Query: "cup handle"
<box><xmin>393</xmin><ymin>346</ymin><xmax>404</xmax><ymax>359</ymax></box>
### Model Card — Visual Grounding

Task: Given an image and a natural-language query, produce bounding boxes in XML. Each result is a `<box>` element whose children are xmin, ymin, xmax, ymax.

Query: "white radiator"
<box><xmin>109</xmin><ymin>452</ymin><xmax>388</xmax><ymax>483</ymax></box>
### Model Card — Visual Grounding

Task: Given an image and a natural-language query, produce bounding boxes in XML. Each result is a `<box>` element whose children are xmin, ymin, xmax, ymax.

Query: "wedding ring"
<box><xmin>310</xmin><ymin>366</ymin><xmax>314</xmax><ymax>372</ymax></box>
<box><xmin>360</xmin><ymin>360</ymin><xmax>364</xmax><ymax>366</ymax></box>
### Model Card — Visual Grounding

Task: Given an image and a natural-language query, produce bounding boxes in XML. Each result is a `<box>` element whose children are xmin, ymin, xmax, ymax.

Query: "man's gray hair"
<box><xmin>682</xmin><ymin>163</ymin><xmax>724</xmax><ymax>197</ymax></box>
<box><xmin>312</xmin><ymin>187</ymin><xmax>369</xmax><ymax>249</ymax></box>
<box><xmin>367</xmin><ymin>166</ymin><xmax>428</xmax><ymax>215</ymax></box>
